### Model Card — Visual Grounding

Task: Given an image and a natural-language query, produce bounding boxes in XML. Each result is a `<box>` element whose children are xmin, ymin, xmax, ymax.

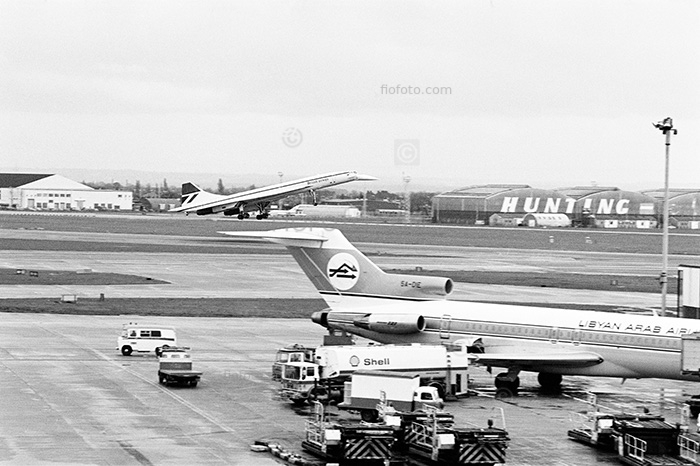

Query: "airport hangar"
<box><xmin>432</xmin><ymin>184</ymin><xmax>700</xmax><ymax>229</ymax></box>
<box><xmin>0</xmin><ymin>173</ymin><xmax>132</xmax><ymax>211</ymax></box>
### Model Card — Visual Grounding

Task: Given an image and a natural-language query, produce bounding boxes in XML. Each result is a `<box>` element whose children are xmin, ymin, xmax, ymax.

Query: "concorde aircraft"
<box><xmin>221</xmin><ymin>227</ymin><xmax>700</xmax><ymax>394</ymax></box>
<box><xmin>172</xmin><ymin>171</ymin><xmax>376</xmax><ymax>219</ymax></box>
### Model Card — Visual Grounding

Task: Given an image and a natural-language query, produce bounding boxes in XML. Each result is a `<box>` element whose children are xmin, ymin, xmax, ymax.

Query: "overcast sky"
<box><xmin>1</xmin><ymin>0</ymin><xmax>698</xmax><ymax>191</ymax></box>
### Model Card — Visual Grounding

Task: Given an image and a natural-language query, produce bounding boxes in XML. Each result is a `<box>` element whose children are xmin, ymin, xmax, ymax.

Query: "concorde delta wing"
<box><xmin>469</xmin><ymin>351</ymin><xmax>604</xmax><ymax>370</ymax></box>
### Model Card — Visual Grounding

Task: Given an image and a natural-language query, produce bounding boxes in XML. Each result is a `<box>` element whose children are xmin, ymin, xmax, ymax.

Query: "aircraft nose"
<box><xmin>355</xmin><ymin>174</ymin><xmax>378</xmax><ymax>181</ymax></box>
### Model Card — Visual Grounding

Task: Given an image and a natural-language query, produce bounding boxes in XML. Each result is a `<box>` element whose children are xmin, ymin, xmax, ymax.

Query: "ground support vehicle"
<box><xmin>338</xmin><ymin>371</ymin><xmax>444</xmax><ymax>422</ymax></box>
<box><xmin>681</xmin><ymin>333</ymin><xmax>700</xmax><ymax>417</ymax></box>
<box><xmin>569</xmin><ymin>409</ymin><xmax>696</xmax><ymax>465</ymax></box>
<box><xmin>278</xmin><ymin>343</ymin><xmax>469</xmax><ymax>405</ymax></box>
<box><xmin>157</xmin><ymin>347</ymin><xmax>202</xmax><ymax>387</ymax></box>
<box><xmin>568</xmin><ymin>411</ymin><xmax>669</xmax><ymax>451</ymax></box>
<box><xmin>678</xmin><ymin>432</ymin><xmax>700</xmax><ymax>465</ymax></box>
<box><xmin>272</xmin><ymin>344</ymin><xmax>315</xmax><ymax>381</ymax></box>
<box><xmin>613</xmin><ymin>417</ymin><xmax>692</xmax><ymax>466</ymax></box>
<box><xmin>393</xmin><ymin>407</ymin><xmax>510</xmax><ymax>466</ymax></box>
<box><xmin>301</xmin><ymin>402</ymin><xmax>395</xmax><ymax>463</ymax></box>
<box><xmin>117</xmin><ymin>322</ymin><xmax>176</xmax><ymax>356</ymax></box>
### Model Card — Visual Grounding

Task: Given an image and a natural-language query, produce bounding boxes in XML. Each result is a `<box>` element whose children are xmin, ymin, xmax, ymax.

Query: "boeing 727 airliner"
<box><xmin>222</xmin><ymin>227</ymin><xmax>700</xmax><ymax>393</ymax></box>
<box><xmin>172</xmin><ymin>171</ymin><xmax>375</xmax><ymax>219</ymax></box>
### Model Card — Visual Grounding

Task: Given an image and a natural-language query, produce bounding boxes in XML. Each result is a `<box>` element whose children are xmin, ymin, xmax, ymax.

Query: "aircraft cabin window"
<box><xmin>151</xmin><ymin>331</ymin><xmax>161</xmax><ymax>337</ymax></box>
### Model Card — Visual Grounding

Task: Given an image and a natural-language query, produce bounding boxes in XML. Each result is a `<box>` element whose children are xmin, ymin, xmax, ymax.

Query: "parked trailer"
<box><xmin>394</xmin><ymin>407</ymin><xmax>509</xmax><ymax>466</ymax></box>
<box><xmin>302</xmin><ymin>402</ymin><xmax>395</xmax><ymax>463</ymax></box>
<box><xmin>569</xmin><ymin>409</ymin><xmax>697</xmax><ymax>466</ymax></box>
<box><xmin>681</xmin><ymin>333</ymin><xmax>700</xmax><ymax>417</ymax></box>
<box><xmin>678</xmin><ymin>432</ymin><xmax>700</xmax><ymax>464</ymax></box>
<box><xmin>614</xmin><ymin>418</ymin><xmax>692</xmax><ymax>466</ymax></box>
<box><xmin>568</xmin><ymin>411</ymin><xmax>667</xmax><ymax>452</ymax></box>
<box><xmin>158</xmin><ymin>347</ymin><xmax>202</xmax><ymax>387</ymax></box>
<box><xmin>300</xmin><ymin>402</ymin><xmax>509</xmax><ymax>466</ymax></box>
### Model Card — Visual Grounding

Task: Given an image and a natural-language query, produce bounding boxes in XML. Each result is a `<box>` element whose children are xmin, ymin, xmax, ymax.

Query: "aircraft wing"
<box><xmin>469</xmin><ymin>351</ymin><xmax>603</xmax><ymax>369</ymax></box>
<box><xmin>171</xmin><ymin>191</ymin><xmax>257</xmax><ymax>213</ymax></box>
<box><xmin>220</xmin><ymin>230</ymin><xmax>329</xmax><ymax>248</ymax></box>
<box><xmin>171</xmin><ymin>182</ymin><xmax>308</xmax><ymax>214</ymax></box>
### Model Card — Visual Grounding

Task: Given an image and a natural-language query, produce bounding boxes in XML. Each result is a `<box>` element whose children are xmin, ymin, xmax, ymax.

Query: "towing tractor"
<box><xmin>278</xmin><ymin>343</ymin><xmax>470</xmax><ymax>406</ymax></box>
<box><xmin>158</xmin><ymin>347</ymin><xmax>202</xmax><ymax>387</ymax></box>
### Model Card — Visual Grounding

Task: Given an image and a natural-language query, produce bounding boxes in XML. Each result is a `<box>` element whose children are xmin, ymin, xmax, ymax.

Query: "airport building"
<box><xmin>0</xmin><ymin>173</ymin><xmax>133</xmax><ymax>211</ymax></box>
<box><xmin>432</xmin><ymin>184</ymin><xmax>700</xmax><ymax>229</ymax></box>
<box><xmin>135</xmin><ymin>197</ymin><xmax>179</xmax><ymax>212</ymax></box>
<box><xmin>643</xmin><ymin>189</ymin><xmax>700</xmax><ymax>229</ymax></box>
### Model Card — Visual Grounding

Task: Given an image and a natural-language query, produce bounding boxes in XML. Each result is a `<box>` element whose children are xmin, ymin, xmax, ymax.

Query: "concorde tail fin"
<box><xmin>220</xmin><ymin>228</ymin><xmax>453</xmax><ymax>308</ymax></box>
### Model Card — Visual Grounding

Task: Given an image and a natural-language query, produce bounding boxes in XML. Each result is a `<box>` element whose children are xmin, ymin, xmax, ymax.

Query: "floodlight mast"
<box><xmin>652</xmin><ymin>117</ymin><xmax>677</xmax><ymax>316</ymax></box>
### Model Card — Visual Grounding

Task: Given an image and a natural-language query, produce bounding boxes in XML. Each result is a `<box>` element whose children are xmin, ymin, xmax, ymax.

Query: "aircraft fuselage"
<box><xmin>321</xmin><ymin>300</ymin><xmax>700</xmax><ymax>382</ymax></box>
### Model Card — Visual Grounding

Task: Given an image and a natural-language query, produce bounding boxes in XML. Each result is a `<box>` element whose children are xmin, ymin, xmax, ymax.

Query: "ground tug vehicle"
<box><xmin>277</xmin><ymin>343</ymin><xmax>470</xmax><ymax>405</ymax></box>
<box><xmin>157</xmin><ymin>347</ymin><xmax>202</xmax><ymax>387</ymax></box>
<box><xmin>117</xmin><ymin>322</ymin><xmax>176</xmax><ymax>356</ymax></box>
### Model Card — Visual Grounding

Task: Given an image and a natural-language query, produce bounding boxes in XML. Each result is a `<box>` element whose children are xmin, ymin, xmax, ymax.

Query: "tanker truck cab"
<box><xmin>272</xmin><ymin>344</ymin><xmax>315</xmax><ymax>381</ymax></box>
<box><xmin>280</xmin><ymin>361</ymin><xmax>324</xmax><ymax>405</ymax></box>
<box><xmin>117</xmin><ymin>323</ymin><xmax>176</xmax><ymax>356</ymax></box>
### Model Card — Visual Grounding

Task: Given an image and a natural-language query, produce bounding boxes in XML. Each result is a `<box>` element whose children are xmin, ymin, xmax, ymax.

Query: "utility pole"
<box><xmin>277</xmin><ymin>172</ymin><xmax>284</xmax><ymax>209</ymax></box>
<box><xmin>403</xmin><ymin>174</ymin><xmax>411</xmax><ymax>223</ymax></box>
<box><xmin>652</xmin><ymin>117</ymin><xmax>677</xmax><ymax>316</ymax></box>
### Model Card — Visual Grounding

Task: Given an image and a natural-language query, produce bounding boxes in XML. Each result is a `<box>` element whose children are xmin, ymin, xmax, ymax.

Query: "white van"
<box><xmin>117</xmin><ymin>323</ymin><xmax>177</xmax><ymax>356</ymax></box>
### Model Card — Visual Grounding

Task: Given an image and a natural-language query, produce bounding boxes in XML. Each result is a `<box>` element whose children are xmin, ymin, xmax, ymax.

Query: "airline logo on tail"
<box><xmin>327</xmin><ymin>253</ymin><xmax>360</xmax><ymax>290</ymax></box>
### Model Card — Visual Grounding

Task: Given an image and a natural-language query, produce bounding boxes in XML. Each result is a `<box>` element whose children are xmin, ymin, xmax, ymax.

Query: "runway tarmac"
<box><xmin>2</xmin><ymin>313</ymin><xmax>700</xmax><ymax>466</ymax></box>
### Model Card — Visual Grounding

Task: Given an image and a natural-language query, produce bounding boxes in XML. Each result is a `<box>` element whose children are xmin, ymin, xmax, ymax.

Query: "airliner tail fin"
<box><xmin>220</xmin><ymin>228</ymin><xmax>453</xmax><ymax>308</ymax></box>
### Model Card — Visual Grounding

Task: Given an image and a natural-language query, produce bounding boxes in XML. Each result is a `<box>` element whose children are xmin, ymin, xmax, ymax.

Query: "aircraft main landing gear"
<box><xmin>494</xmin><ymin>368</ymin><xmax>521</xmax><ymax>397</ymax></box>
<box><xmin>537</xmin><ymin>372</ymin><xmax>563</xmax><ymax>392</ymax></box>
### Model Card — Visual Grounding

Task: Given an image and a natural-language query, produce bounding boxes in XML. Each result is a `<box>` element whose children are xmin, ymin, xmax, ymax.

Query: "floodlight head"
<box><xmin>653</xmin><ymin>117</ymin><xmax>674</xmax><ymax>131</ymax></box>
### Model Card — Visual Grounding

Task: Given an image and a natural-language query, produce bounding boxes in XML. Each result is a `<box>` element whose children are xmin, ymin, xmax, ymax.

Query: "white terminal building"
<box><xmin>0</xmin><ymin>173</ymin><xmax>133</xmax><ymax>211</ymax></box>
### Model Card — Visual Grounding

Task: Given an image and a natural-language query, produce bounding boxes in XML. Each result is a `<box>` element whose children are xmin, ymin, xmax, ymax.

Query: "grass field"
<box><xmin>2</xmin><ymin>212</ymin><xmax>699</xmax><ymax>255</ymax></box>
